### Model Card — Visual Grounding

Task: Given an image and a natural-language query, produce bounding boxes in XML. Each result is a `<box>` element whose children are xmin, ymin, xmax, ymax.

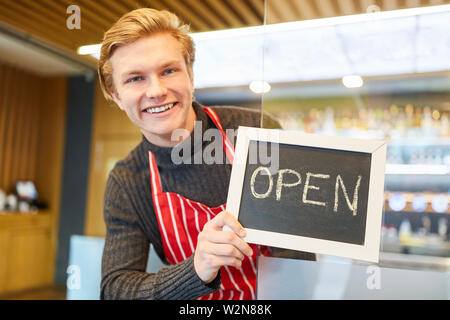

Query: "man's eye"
<box><xmin>163</xmin><ymin>68</ymin><xmax>176</xmax><ymax>75</ymax></box>
<box><xmin>126</xmin><ymin>76</ymin><xmax>143</xmax><ymax>83</ymax></box>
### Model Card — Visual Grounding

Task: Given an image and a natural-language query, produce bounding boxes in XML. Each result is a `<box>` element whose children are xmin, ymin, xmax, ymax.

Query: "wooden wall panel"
<box><xmin>0</xmin><ymin>213</ymin><xmax>52</xmax><ymax>294</ymax></box>
<box><xmin>34</xmin><ymin>77</ymin><xmax>67</xmax><ymax>213</ymax></box>
<box><xmin>0</xmin><ymin>62</ymin><xmax>42</xmax><ymax>193</ymax></box>
<box><xmin>35</xmin><ymin>76</ymin><xmax>68</xmax><ymax>284</ymax></box>
<box><xmin>0</xmin><ymin>229</ymin><xmax>7</xmax><ymax>292</ymax></box>
<box><xmin>5</xmin><ymin>227</ymin><xmax>52</xmax><ymax>292</ymax></box>
<box><xmin>0</xmin><ymin>63</ymin><xmax>10</xmax><ymax>171</ymax></box>
<box><xmin>0</xmin><ymin>62</ymin><xmax>67</xmax><ymax>296</ymax></box>
<box><xmin>84</xmin><ymin>83</ymin><xmax>141</xmax><ymax>237</ymax></box>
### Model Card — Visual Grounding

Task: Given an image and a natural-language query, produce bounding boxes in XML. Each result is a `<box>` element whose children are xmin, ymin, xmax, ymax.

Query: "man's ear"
<box><xmin>112</xmin><ymin>92</ymin><xmax>125</xmax><ymax>111</ymax></box>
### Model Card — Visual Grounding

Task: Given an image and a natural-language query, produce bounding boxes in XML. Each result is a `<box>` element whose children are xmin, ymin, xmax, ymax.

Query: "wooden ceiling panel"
<box><xmin>227</xmin><ymin>0</ymin><xmax>261</xmax><ymax>25</ymax></box>
<box><xmin>382</xmin><ymin>0</ymin><xmax>398</xmax><ymax>11</ymax></box>
<box><xmin>157</xmin><ymin>0</ymin><xmax>212</xmax><ymax>31</ymax></box>
<box><xmin>359</xmin><ymin>0</ymin><xmax>377</xmax><ymax>12</ymax></box>
<box><xmin>316</xmin><ymin>0</ymin><xmax>338</xmax><ymax>17</ymax></box>
<box><xmin>187</xmin><ymin>0</ymin><xmax>229</xmax><ymax>29</ymax></box>
<box><xmin>339</xmin><ymin>0</ymin><xmax>357</xmax><ymax>15</ymax></box>
<box><xmin>265</xmin><ymin>0</ymin><xmax>283</xmax><ymax>23</ymax></box>
<box><xmin>204</xmin><ymin>0</ymin><xmax>243</xmax><ymax>28</ymax></box>
<box><xmin>292</xmin><ymin>0</ymin><xmax>318</xmax><ymax>20</ymax></box>
<box><xmin>0</xmin><ymin>0</ymin><xmax>449</xmax><ymax>69</ymax></box>
<box><xmin>270</xmin><ymin>0</ymin><xmax>299</xmax><ymax>23</ymax></box>
<box><xmin>247</xmin><ymin>0</ymin><xmax>265</xmax><ymax>19</ymax></box>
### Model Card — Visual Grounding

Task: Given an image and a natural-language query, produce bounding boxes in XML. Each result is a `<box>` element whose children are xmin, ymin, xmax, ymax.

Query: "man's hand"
<box><xmin>194</xmin><ymin>211</ymin><xmax>253</xmax><ymax>284</ymax></box>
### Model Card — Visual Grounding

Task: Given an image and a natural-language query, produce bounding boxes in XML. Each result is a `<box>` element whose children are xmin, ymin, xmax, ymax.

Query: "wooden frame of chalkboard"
<box><xmin>226</xmin><ymin>126</ymin><xmax>387</xmax><ymax>263</ymax></box>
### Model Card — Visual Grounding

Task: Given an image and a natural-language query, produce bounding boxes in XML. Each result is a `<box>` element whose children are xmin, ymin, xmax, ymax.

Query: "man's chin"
<box><xmin>141</xmin><ymin>127</ymin><xmax>183</xmax><ymax>146</ymax></box>
<box><xmin>139</xmin><ymin>105</ymin><xmax>194</xmax><ymax>146</ymax></box>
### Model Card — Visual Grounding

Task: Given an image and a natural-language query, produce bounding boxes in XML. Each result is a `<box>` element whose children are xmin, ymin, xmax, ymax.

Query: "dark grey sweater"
<box><xmin>101</xmin><ymin>102</ymin><xmax>284</xmax><ymax>300</ymax></box>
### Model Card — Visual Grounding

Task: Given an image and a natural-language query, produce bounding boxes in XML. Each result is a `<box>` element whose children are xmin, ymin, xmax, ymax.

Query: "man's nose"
<box><xmin>145</xmin><ymin>77</ymin><xmax>167</xmax><ymax>99</ymax></box>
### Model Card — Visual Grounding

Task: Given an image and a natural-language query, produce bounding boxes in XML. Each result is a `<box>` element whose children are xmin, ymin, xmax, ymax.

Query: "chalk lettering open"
<box><xmin>250</xmin><ymin>166</ymin><xmax>362</xmax><ymax>216</ymax></box>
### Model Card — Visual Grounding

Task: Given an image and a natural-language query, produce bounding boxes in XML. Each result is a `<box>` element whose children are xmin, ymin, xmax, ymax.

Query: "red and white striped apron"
<box><xmin>148</xmin><ymin>106</ymin><xmax>258</xmax><ymax>300</ymax></box>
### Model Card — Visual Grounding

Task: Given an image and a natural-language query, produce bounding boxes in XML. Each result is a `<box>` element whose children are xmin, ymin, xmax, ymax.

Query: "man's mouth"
<box><xmin>143</xmin><ymin>102</ymin><xmax>176</xmax><ymax>114</ymax></box>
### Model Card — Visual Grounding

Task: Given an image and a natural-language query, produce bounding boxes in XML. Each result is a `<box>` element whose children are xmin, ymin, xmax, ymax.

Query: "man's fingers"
<box><xmin>200</xmin><ymin>242</ymin><xmax>245</xmax><ymax>260</ymax></box>
<box><xmin>200</xmin><ymin>230</ymin><xmax>253</xmax><ymax>257</ymax></box>
<box><xmin>204</xmin><ymin>211</ymin><xmax>246</xmax><ymax>237</ymax></box>
<box><xmin>218</xmin><ymin>256</ymin><xmax>243</xmax><ymax>269</ymax></box>
<box><xmin>202</xmin><ymin>253</ymin><xmax>243</xmax><ymax>270</ymax></box>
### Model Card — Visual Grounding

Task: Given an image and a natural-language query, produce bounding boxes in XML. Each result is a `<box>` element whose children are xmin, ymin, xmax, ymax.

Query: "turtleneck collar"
<box><xmin>141</xmin><ymin>101</ymin><xmax>213</xmax><ymax>169</ymax></box>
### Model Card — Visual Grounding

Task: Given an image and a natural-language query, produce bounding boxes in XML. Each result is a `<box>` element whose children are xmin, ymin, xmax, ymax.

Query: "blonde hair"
<box><xmin>98</xmin><ymin>8</ymin><xmax>195</xmax><ymax>102</ymax></box>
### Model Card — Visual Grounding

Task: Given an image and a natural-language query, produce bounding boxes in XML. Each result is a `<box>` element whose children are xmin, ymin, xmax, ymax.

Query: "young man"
<box><xmin>98</xmin><ymin>8</ymin><xmax>312</xmax><ymax>300</ymax></box>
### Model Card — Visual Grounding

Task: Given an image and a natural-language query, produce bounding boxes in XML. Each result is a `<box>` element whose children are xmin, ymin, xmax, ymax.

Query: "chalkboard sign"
<box><xmin>226</xmin><ymin>127</ymin><xmax>387</xmax><ymax>262</ymax></box>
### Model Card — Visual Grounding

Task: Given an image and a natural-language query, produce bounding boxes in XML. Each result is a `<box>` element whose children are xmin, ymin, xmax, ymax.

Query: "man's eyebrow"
<box><xmin>160</xmin><ymin>60</ymin><xmax>181</xmax><ymax>68</ymax></box>
<box><xmin>120</xmin><ymin>60</ymin><xmax>181</xmax><ymax>79</ymax></box>
<box><xmin>121</xmin><ymin>70</ymin><xmax>141</xmax><ymax>79</ymax></box>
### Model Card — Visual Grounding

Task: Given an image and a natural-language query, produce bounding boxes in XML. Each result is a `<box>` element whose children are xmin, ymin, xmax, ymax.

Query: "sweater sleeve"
<box><xmin>100</xmin><ymin>173</ymin><xmax>220</xmax><ymax>300</ymax></box>
<box><xmin>262</xmin><ymin>110</ymin><xmax>282</xmax><ymax>129</ymax></box>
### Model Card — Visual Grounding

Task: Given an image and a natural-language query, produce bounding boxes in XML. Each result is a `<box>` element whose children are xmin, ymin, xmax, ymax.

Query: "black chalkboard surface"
<box><xmin>226</xmin><ymin>127</ymin><xmax>387</xmax><ymax>262</ymax></box>
<box><xmin>238</xmin><ymin>141</ymin><xmax>371</xmax><ymax>245</ymax></box>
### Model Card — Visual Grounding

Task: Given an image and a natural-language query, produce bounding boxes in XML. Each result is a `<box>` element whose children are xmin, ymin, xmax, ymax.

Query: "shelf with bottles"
<box><xmin>382</xmin><ymin>196</ymin><xmax>450</xmax><ymax>258</ymax></box>
<box><xmin>381</xmin><ymin>216</ymin><xmax>450</xmax><ymax>258</ymax></box>
<box><xmin>386</xmin><ymin>135</ymin><xmax>450</xmax><ymax>175</ymax></box>
<box><xmin>276</xmin><ymin>104</ymin><xmax>450</xmax><ymax>141</ymax></box>
<box><xmin>381</xmin><ymin>231</ymin><xmax>450</xmax><ymax>258</ymax></box>
<box><xmin>276</xmin><ymin>104</ymin><xmax>450</xmax><ymax>175</ymax></box>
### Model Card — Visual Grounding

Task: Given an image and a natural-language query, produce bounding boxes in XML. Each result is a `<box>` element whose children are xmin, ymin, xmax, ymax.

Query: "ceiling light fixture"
<box><xmin>249</xmin><ymin>80</ymin><xmax>271</xmax><ymax>94</ymax></box>
<box><xmin>77</xmin><ymin>43</ymin><xmax>101</xmax><ymax>58</ymax></box>
<box><xmin>342</xmin><ymin>75</ymin><xmax>364</xmax><ymax>88</ymax></box>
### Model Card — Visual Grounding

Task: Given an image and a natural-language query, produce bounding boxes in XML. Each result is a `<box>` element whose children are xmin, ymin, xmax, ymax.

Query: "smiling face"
<box><xmin>110</xmin><ymin>32</ymin><xmax>196</xmax><ymax>147</ymax></box>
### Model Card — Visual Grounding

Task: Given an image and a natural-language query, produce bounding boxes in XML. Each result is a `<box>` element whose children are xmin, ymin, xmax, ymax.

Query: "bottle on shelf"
<box><xmin>399</xmin><ymin>219</ymin><xmax>412</xmax><ymax>243</ymax></box>
<box><xmin>440</xmin><ymin>112</ymin><xmax>449</xmax><ymax>137</ymax></box>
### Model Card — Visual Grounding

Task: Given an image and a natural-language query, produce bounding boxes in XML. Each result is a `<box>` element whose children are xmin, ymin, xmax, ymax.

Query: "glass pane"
<box><xmin>260</xmin><ymin>0</ymin><xmax>450</xmax><ymax>299</ymax></box>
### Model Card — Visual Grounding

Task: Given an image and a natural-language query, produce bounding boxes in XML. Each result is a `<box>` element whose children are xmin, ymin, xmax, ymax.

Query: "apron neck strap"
<box><xmin>202</xmin><ymin>106</ymin><xmax>235</xmax><ymax>165</ymax></box>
